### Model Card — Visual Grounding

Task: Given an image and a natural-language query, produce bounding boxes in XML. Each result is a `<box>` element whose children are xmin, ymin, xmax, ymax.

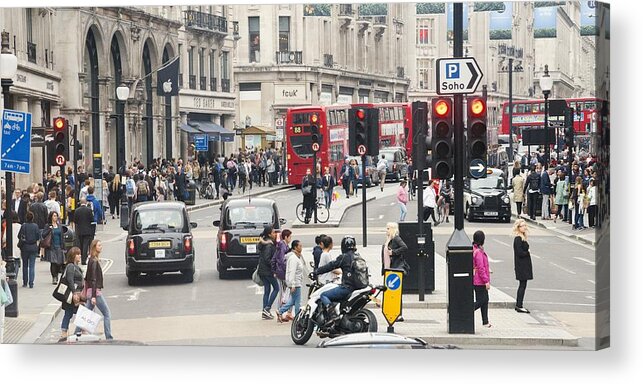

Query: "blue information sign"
<box><xmin>385</xmin><ymin>273</ymin><xmax>401</xmax><ymax>291</ymax></box>
<box><xmin>1</xmin><ymin>109</ymin><xmax>32</xmax><ymax>174</ymax></box>
<box><xmin>194</xmin><ymin>135</ymin><xmax>209</xmax><ymax>151</ymax></box>
<box><xmin>469</xmin><ymin>158</ymin><xmax>487</xmax><ymax>179</ymax></box>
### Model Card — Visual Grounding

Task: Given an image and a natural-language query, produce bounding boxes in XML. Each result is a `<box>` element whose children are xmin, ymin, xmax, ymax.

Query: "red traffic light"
<box><xmin>469</xmin><ymin>98</ymin><xmax>486</xmax><ymax>117</ymax></box>
<box><xmin>434</xmin><ymin>99</ymin><xmax>450</xmax><ymax>118</ymax></box>
<box><xmin>355</xmin><ymin>109</ymin><xmax>366</xmax><ymax>120</ymax></box>
<box><xmin>311</xmin><ymin>114</ymin><xmax>318</xmax><ymax>123</ymax></box>
<box><xmin>54</xmin><ymin>117</ymin><xmax>66</xmax><ymax>130</ymax></box>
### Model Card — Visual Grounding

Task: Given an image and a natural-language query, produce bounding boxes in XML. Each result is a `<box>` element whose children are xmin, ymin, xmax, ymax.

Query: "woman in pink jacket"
<box><xmin>397</xmin><ymin>180</ymin><xmax>409</xmax><ymax>221</ymax></box>
<box><xmin>473</xmin><ymin>230</ymin><xmax>491</xmax><ymax>328</ymax></box>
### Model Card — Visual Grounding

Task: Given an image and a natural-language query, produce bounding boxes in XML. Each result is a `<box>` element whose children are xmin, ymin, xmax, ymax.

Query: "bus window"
<box><xmin>517</xmin><ymin>104</ymin><xmax>525</xmax><ymax>113</ymax></box>
<box><xmin>532</xmin><ymin>104</ymin><xmax>539</xmax><ymax>113</ymax></box>
<box><xmin>330</xmin><ymin>143</ymin><xmax>344</xmax><ymax>162</ymax></box>
<box><xmin>293</xmin><ymin>113</ymin><xmax>310</xmax><ymax>125</ymax></box>
<box><xmin>329</xmin><ymin>110</ymin><xmax>336</xmax><ymax>126</ymax></box>
<box><xmin>289</xmin><ymin>135</ymin><xmax>313</xmax><ymax>159</ymax></box>
<box><xmin>539</xmin><ymin>103</ymin><xmax>545</xmax><ymax>112</ymax></box>
<box><xmin>504</xmin><ymin>106</ymin><xmax>509</xmax><ymax>114</ymax></box>
<box><xmin>585</xmin><ymin>101</ymin><xmax>596</xmax><ymax>110</ymax></box>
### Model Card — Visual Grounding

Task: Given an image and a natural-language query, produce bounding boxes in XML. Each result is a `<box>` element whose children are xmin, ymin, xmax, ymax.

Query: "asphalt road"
<box><xmin>38</xmin><ymin>184</ymin><xmax>596</xmax><ymax>346</ymax></box>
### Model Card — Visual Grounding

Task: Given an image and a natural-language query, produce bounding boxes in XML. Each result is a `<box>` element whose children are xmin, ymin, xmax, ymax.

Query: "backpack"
<box><xmin>346</xmin><ymin>253</ymin><xmax>369</xmax><ymax>290</ymax></box>
<box><xmin>137</xmin><ymin>180</ymin><xmax>149</xmax><ymax>195</ymax></box>
<box><xmin>125</xmin><ymin>179</ymin><xmax>136</xmax><ymax>197</ymax></box>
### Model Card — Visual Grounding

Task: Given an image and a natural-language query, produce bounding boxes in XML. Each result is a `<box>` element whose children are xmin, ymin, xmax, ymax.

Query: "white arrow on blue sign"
<box><xmin>1</xmin><ymin>109</ymin><xmax>32</xmax><ymax>174</ymax></box>
<box><xmin>469</xmin><ymin>158</ymin><xmax>487</xmax><ymax>179</ymax></box>
<box><xmin>436</xmin><ymin>57</ymin><xmax>483</xmax><ymax>95</ymax></box>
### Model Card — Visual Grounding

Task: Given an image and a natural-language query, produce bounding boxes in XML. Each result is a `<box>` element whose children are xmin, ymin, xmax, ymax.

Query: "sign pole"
<box><xmin>361</xmin><ymin>153</ymin><xmax>367</xmax><ymax>247</ymax></box>
<box><xmin>313</xmin><ymin>149</ymin><xmax>317</xmax><ymax>224</ymax></box>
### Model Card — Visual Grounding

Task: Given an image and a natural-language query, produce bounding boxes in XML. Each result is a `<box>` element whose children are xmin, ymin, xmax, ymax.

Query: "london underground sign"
<box><xmin>436</xmin><ymin>57</ymin><xmax>483</xmax><ymax>95</ymax></box>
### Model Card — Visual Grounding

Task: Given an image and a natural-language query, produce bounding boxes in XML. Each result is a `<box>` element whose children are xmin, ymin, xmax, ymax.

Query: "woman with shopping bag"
<box><xmin>75</xmin><ymin>239</ymin><xmax>113</xmax><ymax>340</ymax></box>
<box><xmin>60</xmin><ymin>247</ymin><xmax>85</xmax><ymax>341</ymax></box>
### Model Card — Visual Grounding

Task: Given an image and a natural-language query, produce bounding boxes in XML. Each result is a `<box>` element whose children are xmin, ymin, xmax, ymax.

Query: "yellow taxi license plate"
<box><xmin>240</xmin><ymin>237</ymin><xmax>260</xmax><ymax>244</ymax></box>
<box><xmin>148</xmin><ymin>241</ymin><xmax>171</xmax><ymax>249</ymax></box>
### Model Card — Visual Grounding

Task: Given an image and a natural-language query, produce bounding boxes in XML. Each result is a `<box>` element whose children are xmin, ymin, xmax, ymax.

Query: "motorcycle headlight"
<box><xmin>471</xmin><ymin>196</ymin><xmax>480</xmax><ymax>205</ymax></box>
<box><xmin>502</xmin><ymin>195</ymin><xmax>510</xmax><ymax>204</ymax></box>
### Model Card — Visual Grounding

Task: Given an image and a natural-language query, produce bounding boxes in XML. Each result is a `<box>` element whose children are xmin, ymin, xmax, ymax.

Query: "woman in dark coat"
<box><xmin>381</xmin><ymin>222</ymin><xmax>409</xmax><ymax>276</ymax></box>
<box><xmin>18</xmin><ymin>211</ymin><xmax>41</xmax><ymax>288</ymax></box>
<box><xmin>42</xmin><ymin>211</ymin><xmax>65</xmax><ymax>285</ymax></box>
<box><xmin>60</xmin><ymin>247</ymin><xmax>84</xmax><ymax>340</ymax></box>
<box><xmin>512</xmin><ymin>218</ymin><xmax>533</xmax><ymax>313</ymax></box>
<box><xmin>301</xmin><ymin>169</ymin><xmax>316</xmax><ymax>224</ymax></box>
<box><xmin>257</xmin><ymin>225</ymin><xmax>278</xmax><ymax>320</ymax></box>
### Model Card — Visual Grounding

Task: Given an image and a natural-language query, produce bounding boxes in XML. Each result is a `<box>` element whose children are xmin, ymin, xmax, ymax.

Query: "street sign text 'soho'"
<box><xmin>436</xmin><ymin>57</ymin><xmax>483</xmax><ymax>95</ymax></box>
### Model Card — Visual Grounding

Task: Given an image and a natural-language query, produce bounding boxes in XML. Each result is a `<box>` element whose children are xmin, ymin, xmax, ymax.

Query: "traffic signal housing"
<box><xmin>564</xmin><ymin>106</ymin><xmax>574</xmax><ymax>150</ymax></box>
<box><xmin>467</xmin><ymin>96</ymin><xmax>488</xmax><ymax>178</ymax></box>
<box><xmin>310</xmin><ymin>113</ymin><xmax>321</xmax><ymax>149</ymax></box>
<box><xmin>431</xmin><ymin>97</ymin><xmax>454</xmax><ymax>179</ymax></box>
<box><xmin>75</xmin><ymin>139</ymin><xmax>83</xmax><ymax>162</ymax></box>
<box><xmin>349</xmin><ymin>107</ymin><xmax>379</xmax><ymax>156</ymax></box>
<box><xmin>52</xmin><ymin>117</ymin><xmax>69</xmax><ymax>167</ymax></box>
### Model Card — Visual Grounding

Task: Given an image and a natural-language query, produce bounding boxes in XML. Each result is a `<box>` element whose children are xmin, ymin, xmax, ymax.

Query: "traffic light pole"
<box><xmin>73</xmin><ymin>124</ymin><xmax>79</xmax><ymax>204</ymax></box>
<box><xmin>313</xmin><ymin>150</ymin><xmax>317</xmax><ymax>224</ymax></box>
<box><xmin>361</xmin><ymin>154</ymin><xmax>367</xmax><ymax>247</ymax></box>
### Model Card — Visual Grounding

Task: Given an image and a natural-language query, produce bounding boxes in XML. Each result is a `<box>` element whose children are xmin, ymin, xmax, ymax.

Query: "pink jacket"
<box><xmin>397</xmin><ymin>186</ymin><xmax>408</xmax><ymax>205</ymax></box>
<box><xmin>473</xmin><ymin>244</ymin><xmax>490</xmax><ymax>286</ymax></box>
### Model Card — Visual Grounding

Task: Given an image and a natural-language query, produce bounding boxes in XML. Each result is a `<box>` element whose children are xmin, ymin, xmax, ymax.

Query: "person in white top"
<box><xmin>423</xmin><ymin>180</ymin><xmax>439</xmax><ymax>226</ymax></box>
<box><xmin>317</xmin><ymin>236</ymin><xmax>341</xmax><ymax>284</ymax></box>
<box><xmin>587</xmin><ymin>178</ymin><xmax>598</xmax><ymax>228</ymax></box>
<box><xmin>44</xmin><ymin>190</ymin><xmax>61</xmax><ymax>217</ymax></box>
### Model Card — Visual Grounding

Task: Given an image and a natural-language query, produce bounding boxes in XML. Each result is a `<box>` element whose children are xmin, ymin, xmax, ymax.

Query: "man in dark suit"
<box><xmin>73</xmin><ymin>198</ymin><xmax>95</xmax><ymax>265</ymax></box>
<box><xmin>320</xmin><ymin>166</ymin><xmax>336</xmax><ymax>209</ymax></box>
<box><xmin>175</xmin><ymin>166</ymin><xmax>187</xmax><ymax>202</ymax></box>
<box><xmin>10</xmin><ymin>189</ymin><xmax>28</xmax><ymax>224</ymax></box>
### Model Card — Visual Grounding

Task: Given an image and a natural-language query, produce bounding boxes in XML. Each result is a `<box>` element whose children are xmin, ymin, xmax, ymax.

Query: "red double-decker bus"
<box><xmin>285</xmin><ymin>103</ymin><xmax>412</xmax><ymax>186</ymax></box>
<box><xmin>500</xmin><ymin>97</ymin><xmax>605</xmax><ymax>138</ymax></box>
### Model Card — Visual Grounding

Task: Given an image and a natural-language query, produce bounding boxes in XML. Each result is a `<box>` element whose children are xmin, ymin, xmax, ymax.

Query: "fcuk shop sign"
<box><xmin>275</xmin><ymin>84</ymin><xmax>308</xmax><ymax>104</ymax></box>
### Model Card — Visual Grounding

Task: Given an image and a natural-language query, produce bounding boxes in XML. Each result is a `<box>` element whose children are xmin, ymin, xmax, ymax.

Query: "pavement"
<box><xmin>1</xmin><ymin>181</ymin><xmax>595</xmax><ymax>348</ymax></box>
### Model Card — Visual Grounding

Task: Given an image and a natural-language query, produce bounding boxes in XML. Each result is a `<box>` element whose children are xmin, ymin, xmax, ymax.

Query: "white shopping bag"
<box><xmin>74</xmin><ymin>305</ymin><xmax>103</xmax><ymax>334</ymax></box>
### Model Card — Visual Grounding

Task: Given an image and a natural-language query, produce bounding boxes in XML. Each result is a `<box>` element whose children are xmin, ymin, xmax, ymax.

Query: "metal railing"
<box><xmin>221</xmin><ymin>78</ymin><xmax>230</xmax><ymax>92</ymax></box>
<box><xmin>27</xmin><ymin>41</ymin><xmax>37</xmax><ymax>63</ymax></box>
<box><xmin>200</xmin><ymin>76</ymin><xmax>207</xmax><ymax>90</ymax></box>
<box><xmin>189</xmin><ymin>75</ymin><xmax>196</xmax><ymax>89</ymax></box>
<box><xmin>275</xmin><ymin>51</ymin><xmax>303</xmax><ymax>65</ymax></box>
<box><xmin>184</xmin><ymin>10</ymin><xmax>228</xmax><ymax>35</ymax></box>
<box><xmin>210</xmin><ymin>77</ymin><xmax>217</xmax><ymax>91</ymax></box>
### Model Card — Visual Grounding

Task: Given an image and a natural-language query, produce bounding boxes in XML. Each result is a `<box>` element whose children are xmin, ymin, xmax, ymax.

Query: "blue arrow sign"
<box><xmin>194</xmin><ymin>135</ymin><xmax>209</xmax><ymax>151</ymax></box>
<box><xmin>469</xmin><ymin>158</ymin><xmax>486</xmax><ymax>179</ymax></box>
<box><xmin>385</xmin><ymin>273</ymin><xmax>401</xmax><ymax>291</ymax></box>
<box><xmin>1</xmin><ymin>109</ymin><xmax>32</xmax><ymax>174</ymax></box>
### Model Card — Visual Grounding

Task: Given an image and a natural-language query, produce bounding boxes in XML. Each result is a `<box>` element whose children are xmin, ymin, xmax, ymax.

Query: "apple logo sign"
<box><xmin>163</xmin><ymin>79</ymin><xmax>173</xmax><ymax>93</ymax></box>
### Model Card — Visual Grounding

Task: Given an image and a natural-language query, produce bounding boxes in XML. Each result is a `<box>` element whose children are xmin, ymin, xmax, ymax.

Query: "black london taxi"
<box><xmin>463</xmin><ymin>168</ymin><xmax>512</xmax><ymax>222</ymax></box>
<box><xmin>213</xmin><ymin>197</ymin><xmax>287</xmax><ymax>279</ymax></box>
<box><xmin>123</xmin><ymin>201</ymin><xmax>197</xmax><ymax>285</ymax></box>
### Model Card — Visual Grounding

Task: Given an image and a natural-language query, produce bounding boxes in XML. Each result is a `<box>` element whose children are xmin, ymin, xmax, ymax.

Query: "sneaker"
<box><xmin>261</xmin><ymin>309</ymin><xmax>273</xmax><ymax>320</ymax></box>
<box><xmin>514</xmin><ymin>306</ymin><xmax>530</xmax><ymax>313</ymax></box>
<box><xmin>483</xmin><ymin>323</ymin><xmax>493</xmax><ymax>328</ymax></box>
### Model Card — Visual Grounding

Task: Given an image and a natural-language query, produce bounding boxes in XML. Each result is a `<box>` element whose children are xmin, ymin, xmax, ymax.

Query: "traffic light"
<box><xmin>467</xmin><ymin>96</ymin><xmax>487</xmax><ymax>178</ymax></box>
<box><xmin>349</xmin><ymin>108</ymin><xmax>368</xmax><ymax>156</ymax></box>
<box><xmin>52</xmin><ymin>117</ymin><xmax>69</xmax><ymax>167</ymax></box>
<box><xmin>310</xmin><ymin>113</ymin><xmax>320</xmax><ymax>149</ymax></box>
<box><xmin>431</xmin><ymin>97</ymin><xmax>454</xmax><ymax>179</ymax></box>
<box><xmin>75</xmin><ymin>140</ymin><xmax>83</xmax><ymax>162</ymax></box>
<box><xmin>564</xmin><ymin>106</ymin><xmax>574</xmax><ymax>150</ymax></box>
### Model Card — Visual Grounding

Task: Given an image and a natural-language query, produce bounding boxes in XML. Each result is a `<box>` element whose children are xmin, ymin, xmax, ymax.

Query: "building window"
<box><xmin>417</xmin><ymin>18</ymin><xmax>435</xmax><ymax>45</ymax></box>
<box><xmin>26</xmin><ymin>9</ymin><xmax>33</xmax><ymax>42</ymax></box>
<box><xmin>417</xmin><ymin>58</ymin><xmax>432</xmax><ymax>89</ymax></box>
<box><xmin>210</xmin><ymin>49</ymin><xmax>217</xmax><ymax>91</ymax></box>
<box><xmin>249</xmin><ymin>16</ymin><xmax>260</xmax><ymax>63</ymax></box>
<box><xmin>188</xmin><ymin>47</ymin><xmax>196</xmax><ymax>89</ymax></box>
<box><xmin>221</xmin><ymin>51</ymin><xmax>230</xmax><ymax>92</ymax></box>
<box><xmin>279</xmin><ymin>16</ymin><xmax>290</xmax><ymax>52</ymax></box>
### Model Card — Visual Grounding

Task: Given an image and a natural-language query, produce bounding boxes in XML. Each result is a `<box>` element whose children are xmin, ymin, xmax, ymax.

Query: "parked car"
<box><xmin>213</xmin><ymin>197</ymin><xmax>287</xmax><ymax>279</ymax></box>
<box><xmin>378</xmin><ymin>148</ymin><xmax>408</xmax><ymax>182</ymax></box>
<box><xmin>346</xmin><ymin>155</ymin><xmax>379</xmax><ymax>187</ymax></box>
<box><xmin>123</xmin><ymin>201</ymin><xmax>198</xmax><ymax>285</ymax></box>
<box><xmin>463</xmin><ymin>167</ymin><xmax>512</xmax><ymax>223</ymax></box>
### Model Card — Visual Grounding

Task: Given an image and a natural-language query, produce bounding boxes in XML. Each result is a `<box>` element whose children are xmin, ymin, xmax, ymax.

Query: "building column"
<box><xmin>180</xmin><ymin>112</ymin><xmax>188</xmax><ymax>161</ymax></box>
<box><xmin>14</xmin><ymin>97</ymin><xmax>30</xmax><ymax>189</ymax></box>
<box><xmin>30</xmin><ymin>99</ymin><xmax>44</xmax><ymax>186</ymax></box>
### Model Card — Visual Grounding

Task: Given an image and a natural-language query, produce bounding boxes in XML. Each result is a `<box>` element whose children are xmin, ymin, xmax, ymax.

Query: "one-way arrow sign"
<box><xmin>436</xmin><ymin>57</ymin><xmax>483</xmax><ymax>95</ymax></box>
<box><xmin>469</xmin><ymin>158</ymin><xmax>487</xmax><ymax>179</ymax></box>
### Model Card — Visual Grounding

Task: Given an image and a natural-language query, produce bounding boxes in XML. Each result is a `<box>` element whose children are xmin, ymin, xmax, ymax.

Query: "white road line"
<box><xmin>548</xmin><ymin>261</ymin><xmax>577</xmax><ymax>275</ymax></box>
<box><xmin>531</xmin><ymin>253</ymin><xmax>542</xmax><ymax>259</ymax></box>
<box><xmin>389</xmin><ymin>202</ymin><xmax>396</xmax><ymax>206</ymax></box>
<box><xmin>588</xmin><ymin>280</ymin><xmax>596</xmax><ymax>285</ymax></box>
<box><xmin>487</xmin><ymin>256</ymin><xmax>503</xmax><ymax>264</ymax></box>
<box><xmin>494</xmin><ymin>287</ymin><xmax>595</xmax><ymax>294</ymax></box>
<box><xmin>378</xmin><ymin>214</ymin><xmax>384</xmax><ymax>219</ymax></box>
<box><xmin>555</xmin><ymin>235</ymin><xmax>595</xmax><ymax>250</ymax></box>
<box><xmin>573</xmin><ymin>257</ymin><xmax>595</xmax><ymax>266</ymax></box>
<box><xmin>492</xmin><ymin>238</ymin><xmax>511</xmax><ymax>247</ymax></box>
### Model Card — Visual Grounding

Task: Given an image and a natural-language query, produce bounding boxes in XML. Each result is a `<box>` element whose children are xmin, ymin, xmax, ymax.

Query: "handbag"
<box><xmin>252</xmin><ymin>267</ymin><xmax>263</xmax><ymax>286</ymax></box>
<box><xmin>302</xmin><ymin>185</ymin><xmax>312</xmax><ymax>195</ymax></box>
<box><xmin>40</xmin><ymin>229</ymin><xmax>52</xmax><ymax>249</ymax></box>
<box><xmin>1</xmin><ymin>280</ymin><xmax>10</xmax><ymax>306</ymax></box>
<box><xmin>74</xmin><ymin>304</ymin><xmax>103</xmax><ymax>334</ymax></box>
<box><xmin>52</xmin><ymin>271</ymin><xmax>73</xmax><ymax>305</ymax></box>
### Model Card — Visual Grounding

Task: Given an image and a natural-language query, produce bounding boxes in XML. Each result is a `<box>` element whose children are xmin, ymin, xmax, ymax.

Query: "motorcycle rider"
<box><xmin>312</xmin><ymin>235</ymin><xmax>363</xmax><ymax>321</ymax></box>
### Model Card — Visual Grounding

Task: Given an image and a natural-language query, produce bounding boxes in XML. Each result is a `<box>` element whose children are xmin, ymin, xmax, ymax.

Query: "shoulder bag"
<box><xmin>252</xmin><ymin>266</ymin><xmax>264</xmax><ymax>286</ymax></box>
<box><xmin>52</xmin><ymin>268</ymin><xmax>73</xmax><ymax>305</ymax></box>
<box><xmin>40</xmin><ymin>227</ymin><xmax>52</xmax><ymax>249</ymax></box>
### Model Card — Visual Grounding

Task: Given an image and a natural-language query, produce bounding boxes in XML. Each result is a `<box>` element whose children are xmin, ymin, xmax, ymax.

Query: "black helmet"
<box><xmin>341</xmin><ymin>235</ymin><xmax>357</xmax><ymax>253</ymax></box>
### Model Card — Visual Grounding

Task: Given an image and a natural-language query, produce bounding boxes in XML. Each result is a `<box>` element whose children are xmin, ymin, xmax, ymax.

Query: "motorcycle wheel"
<box><xmin>291</xmin><ymin>308</ymin><xmax>315</xmax><ymax>345</ymax></box>
<box><xmin>352</xmin><ymin>309</ymin><xmax>378</xmax><ymax>333</ymax></box>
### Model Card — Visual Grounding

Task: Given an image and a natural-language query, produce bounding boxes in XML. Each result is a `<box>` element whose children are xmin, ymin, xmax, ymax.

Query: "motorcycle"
<box><xmin>291</xmin><ymin>271</ymin><xmax>387</xmax><ymax>345</ymax></box>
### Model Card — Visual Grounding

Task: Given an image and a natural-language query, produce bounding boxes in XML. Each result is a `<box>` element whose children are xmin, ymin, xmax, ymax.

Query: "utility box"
<box><xmin>398</xmin><ymin>222</ymin><xmax>435</xmax><ymax>294</ymax></box>
<box><xmin>446</xmin><ymin>229</ymin><xmax>474</xmax><ymax>334</ymax></box>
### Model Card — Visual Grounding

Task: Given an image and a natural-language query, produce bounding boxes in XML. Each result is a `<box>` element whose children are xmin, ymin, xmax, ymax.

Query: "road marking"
<box><xmin>573</xmin><ymin>257</ymin><xmax>595</xmax><ymax>266</ymax></box>
<box><xmin>531</xmin><ymin>253</ymin><xmax>542</xmax><ymax>259</ymax></box>
<box><xmin>487</xmin><ymin>256</ymin><xmax>503</xmax><ymax>264</ymax></box>
<box><xmin>548</xmin><ymin>261</ymin><xmax>577</xmax><ymax>275</ymax></box>
<box><xmin>125</xmin><ymin>288</ymin><xmax>148</xmax><ymax>301</ymax></box>
<box><xmin>555</xmin><ymin>235</ymin><xmax>595</xmax><ymax>250</ymax></box>
<box><xmin>378</xmin><ymin>214</ymin><xmax>384</xmax><ymax>219</ymax></box>
<box><xmin>588</xmin><ymin>280</ymin><xmax>595</xmax><ymax>285</ymax></box>
<box><xmin>389</xmin><ymin>202</ymin><xmax>396</xmax><ymax>206</ymax></box>
<box><xmin>492</xmin><ymin>239</ymin><xmax>511</xmax><ymax>248</ymax></box>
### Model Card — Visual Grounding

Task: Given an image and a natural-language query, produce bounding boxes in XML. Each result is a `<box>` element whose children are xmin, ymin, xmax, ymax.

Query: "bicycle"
<box><xmin>296</xmin><ymin>193</ymin><xmax>329</xmax><ymax>224</ymax></box>
<box><xmin>196</xmin><ymin>177</ymin><xmax>214</xmax><ymax>200</ymax></box>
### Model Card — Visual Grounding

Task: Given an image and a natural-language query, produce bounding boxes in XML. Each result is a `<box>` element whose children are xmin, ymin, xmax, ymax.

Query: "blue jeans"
<box><xmin>399</xmin><ymin>203</ymin><xmax>407</xmax><ymax>222</ymax></box>
<box><xmin>61</xmin><ymin>307</ymin><xmax>76</xmax><ymax>331</ymax></box>
<box><xmin>278</xmin><ymin>287</ymin><xmax>302</xmax><ymax>316</ymax></box>
<box><xmin>21</xmin><ymin>253</ymin><xmax>37</xmax><ymax>286</ymax></box>
<box><xmin>320</xmin><ymin>285</ymin><xmax>352</xmax><ymax>306</ymax></box>
<box><xmin>261</xmin><ymin>275</ymin><xmax>280</xmax><ymax>311</ymax></box>
<box><xmin>324</xmin><ymin>190</ymin><xmax>333</xmax><ymax>209</ymax></box>
<box><xmin>75</xmin><ymin>294</ymin><xmax>113</xmax><ymax>339</ymax></box>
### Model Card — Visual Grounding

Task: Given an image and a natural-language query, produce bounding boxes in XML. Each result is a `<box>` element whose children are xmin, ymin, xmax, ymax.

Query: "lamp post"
<box><xmin>116</xmin><ymin>83</ymin><xmax>129</xmax><ymax>176</ymax></box>
<box><xmin>1</xmin><ymin>30</ymin><xmax>19</xmax><ymax>317</ymax></box>
<box><xmin>498</xmin><ymin>44</ymin><xmax>523</xmax><ymax>166</ymax></box>
<box><xmin>540</xmin><ymin>65</ymin><xmax>553</xmax><ymax>169</ymax></box>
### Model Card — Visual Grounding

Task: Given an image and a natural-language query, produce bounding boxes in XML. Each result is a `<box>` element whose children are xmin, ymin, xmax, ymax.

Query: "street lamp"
<box><xmin>116</xmin><ymin>83</ymin><xmax>129</xmax><ymax>176</ymax></box>
<box><xmin>540</xmin><ymin>65</ymin><xmax>553</xmax><ymax>169</ymax></box>
<box><xmin>1</xmin><ymin>29</ymin><xmax>19</xmax><ymax>317</ymax></box>
<box><xmin>498</xmin><ymin>44</ymin><xmax>524</xmax><ymax>166</ymax></box>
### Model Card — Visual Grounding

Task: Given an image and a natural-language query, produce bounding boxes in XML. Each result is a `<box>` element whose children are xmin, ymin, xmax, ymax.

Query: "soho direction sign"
<box><xmin>436</xmin><ymin>57</ymin><xmax>483</xmax><ymax>95</ymax></box>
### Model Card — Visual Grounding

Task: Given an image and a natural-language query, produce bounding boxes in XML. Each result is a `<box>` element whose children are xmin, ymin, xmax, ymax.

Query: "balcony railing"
<box><xmin>323</xmin><ymin>54</ymin><xmax>333</xmax><ymax>68</ymax></box>
<box><xmin>184</xmin><ymin>10</ymin><xmax>228</xmax><ymax>35</ymax></box>
<box><xmin>189</xmin><ymin>75</ymin><xmax>197</xmax><ymax>90</ymax></box>
<box><xmin>210</xmin><ymin>77</ymin><xmax>217</xmax><ymax>92</ymax></box>
<box><xmin>221</xmin><ymin>78</ymin><xmax>230</xmax><ymax>93</ymax></box>
<box><xmin>27</xmin><ymin>41</ymin><xmax>37</xmax><ymax>64</ymax></box>
<box><xmin>359</xmin><ymin>15</ymin><xmax>387</xmax><ymax>25</ymax></box>
<box><xmin>275</xmin><ymin>51</ymin><xmax>303</xmax><ymax>65</ymax></box>
<box><xmin>396</xmin><ymin>66</ymin><xmax>405</xmax><ymax>79</ymax></box>
<box><xmin>200</xmin><ymin>76</ymin><xmax>207</xmax><ymax>90</ymax></box>
<box><xmin>339</xmin><ymin>4</ymin><xmax>354</xmax><ymax>17</ymax></box>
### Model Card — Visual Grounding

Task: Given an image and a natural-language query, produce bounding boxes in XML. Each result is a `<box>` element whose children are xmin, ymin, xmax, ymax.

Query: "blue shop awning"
<box><xmin>180</xmin><ymin>122</ymin><xmax>201</xmax><ymax>134</ymax></box>
<box><xmin>189</xmin><ymin>120</ymin><xmax>235</xmax><ymax>142</ymax></box>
